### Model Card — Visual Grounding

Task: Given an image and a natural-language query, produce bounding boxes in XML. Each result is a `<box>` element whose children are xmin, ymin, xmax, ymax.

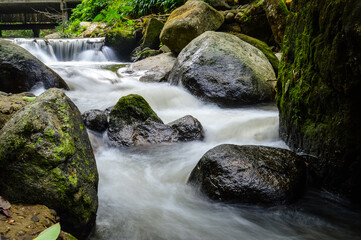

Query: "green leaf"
<box><xmin>33</xmin><ymin>223</ymin><xmax>61</xmax><ymax>240</ymax></box>
<box><xmin>23</xmin><ymin>96</ymin><xmax>36</xmax><ymax>102</ymax></box>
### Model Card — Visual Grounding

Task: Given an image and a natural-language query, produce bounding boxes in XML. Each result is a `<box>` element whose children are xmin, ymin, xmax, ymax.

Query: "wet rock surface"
<box><xmin>188</xmin><ymin>144</ymin><xmax>306</xmax><ymax>204</ymax></box>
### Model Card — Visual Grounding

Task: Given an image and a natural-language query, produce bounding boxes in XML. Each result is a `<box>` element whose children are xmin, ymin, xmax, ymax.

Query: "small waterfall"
<box><xmin>10</xmin><ymin>38</ymin><xmax>117</xmax><ymax>63</ymax></box>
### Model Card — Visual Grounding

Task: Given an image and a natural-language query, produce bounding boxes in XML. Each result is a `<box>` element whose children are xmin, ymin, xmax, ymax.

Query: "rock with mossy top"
<box><xmin>188</xmin><ymin>144</ymin><xmax>306</xmax><ymax>204</ymax></box>
<box><xmin>160</xmin><ymin>0</ymin><xmax>224</xmax><ymax>53</ymax></box>
<box><xmin>169</xmin><ymin>31</ymin><xmax>276</xmax><ymax>107</ymax></box>
<box><xmin>0</xmin><ymin>88</ymin><xmax>98</xmax><ymax>239</ymax></box>
<box><xmin>141</xmin><ymin>17</ymin><xmax>164</xmax><ymax>50</ymax></box>
<box><xmin>0</xmin><ymin>39</ymin><xmax>69</xmax><ymax>93</ymax></box>
<box><xmin>107</xmin><ymin>94</ymin><xmax>204</xmax><ymax>146</ymax></box>
<box><xmin>105</xmin><ymin>28</ymin><xmax>140</xmax><ymax>61</ymax></box>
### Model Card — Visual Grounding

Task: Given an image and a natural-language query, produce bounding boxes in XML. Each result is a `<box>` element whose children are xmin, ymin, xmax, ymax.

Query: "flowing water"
<box><xmin>12</xmin><ymin>39</ymin><xmax>361</xmax><ymax>240</ymax></box>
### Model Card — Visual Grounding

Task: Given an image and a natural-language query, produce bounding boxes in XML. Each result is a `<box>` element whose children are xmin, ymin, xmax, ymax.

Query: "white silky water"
<box><xmin>15</xmin><ymin>40</ymin><xmax>361</xmax><ymax>240</ymax></box>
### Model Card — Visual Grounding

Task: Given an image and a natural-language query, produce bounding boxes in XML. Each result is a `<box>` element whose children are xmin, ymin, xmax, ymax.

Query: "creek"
<box><xmin>12</xmin><ymin>38</ymin><xmax>361</xmax><ymax>240</ymax></box>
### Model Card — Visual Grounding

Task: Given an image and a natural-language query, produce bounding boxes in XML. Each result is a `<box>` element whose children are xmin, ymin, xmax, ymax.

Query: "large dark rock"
<box><xmin>107</xmin><ymin>94</ymin><xmax>204</xmax><ymax>146</ymax></box>
<box><xmin>82</xmin><ymin>109</ymin><xmax>108</xmax><ymax>132</ymax></box>
<box><xmin>0</xmin><ymin>91</ymin><xmax>35</xmax><ymax>130</ymax></box>
<box><xmin>188</xmin><ymin>144</ymin><xmax>306</xmax><ymax>204</ymax></box>
<box><xmin>169</xmin><ymin>31</ymin><xmax>276</xmax><ymax>107</ymax></box>
<box><xmin>0</xmin><ymin>88</ymin><xmax>98</xmax><ymax>239</ymax></box>
<box><xmin>0</xmin><ymin>40</ymin><xmax>69</xmax><ymax>93</ymax></box>
<box><xmin>276</xmin><ymin>0</ymin><xmax>361</xmax><ymax>202</ymax></box>
<box><xmin>160</xmin><ymin>0</ymin><xmax>224</xmax><ymax>53</ymax></box>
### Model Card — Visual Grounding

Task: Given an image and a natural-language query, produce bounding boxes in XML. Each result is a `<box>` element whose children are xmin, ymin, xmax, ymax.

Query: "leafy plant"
<box><xmin>33</xmin><ymin>223</ymin><xmax>61</xmax><ymax>240</ymax></box>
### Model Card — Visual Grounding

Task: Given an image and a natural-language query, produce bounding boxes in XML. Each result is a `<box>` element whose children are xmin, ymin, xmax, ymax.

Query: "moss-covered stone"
<box><xmin>160</xmin><ymin>0</ymin><xmax>224</xmax><ymax>53</ymax></box>
<box><xmin>276</xmin><ymin>0</ymin><xmax>361</xmax><ymax>202</ymax></box>
<box><xmin>0</xmin><ymin>40</ymin><xmax>69</xmax><ymax>93</ymax></box>
<box><xmin>232</xmin><ymin>33</ymin><xmax>279</xmax><ymax>75</ymax></box>
<box><xmin>109</xmin><ymin>94</ymin><xmax>163</xmax><ymax>128</ymax></box>
<box><xmin>141</xmin><ymin>17</ymin><xmax>164</xmax><ymax>50</ymax></box>
<box><xmin>0</xmin><ymin>89</ymin><xmax>98</xmax><ymax>239</ymax></box>
<box><xmin>105</xmin><ymin>28</ymin><xmax>140</xmax><ymax>61</ymax></box>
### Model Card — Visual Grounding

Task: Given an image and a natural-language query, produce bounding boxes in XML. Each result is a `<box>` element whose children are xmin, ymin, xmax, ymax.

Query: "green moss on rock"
<box><xmin>276</xmin><ymin>0</ymin><xmax>361</xmax><ymax>202</ymax></box>
<box><xmin>0</xmin><ymin>88</ymin><xmax>99</xmax><ymax>239</ymax></box>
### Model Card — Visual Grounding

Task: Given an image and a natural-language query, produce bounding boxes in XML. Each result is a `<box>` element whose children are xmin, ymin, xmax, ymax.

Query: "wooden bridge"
<box><xmin>0</xmin><ymin>0</ymin><xmax>81</xmax><ymax>37</ymax></box>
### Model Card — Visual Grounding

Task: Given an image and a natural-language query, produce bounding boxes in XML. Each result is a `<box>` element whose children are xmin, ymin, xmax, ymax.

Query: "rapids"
<box><xmin>12</xmin><ymin>39</ymin><xmax>361</xmax><ymax>240</ymax></box>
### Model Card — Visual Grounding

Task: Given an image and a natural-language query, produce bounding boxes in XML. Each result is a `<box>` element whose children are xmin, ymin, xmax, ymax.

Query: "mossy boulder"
<box><xmin>169</xmin><ymin>31</ymin><xmax>276</xmax><ymax>107</ymax></box>
<box><xmin>141</xmin><ymin>17</ymin><xmax>164</xmax><ymax>50</ymax></box>
<box><xmin>0</xmin><ymin>40</ymin><xmax>69</xmax><ymax>93</ymax></box>
<box><xmin>107</xmin><ymin>94</ymin><xmax>204</xmax><ymax>146</ymax></box>
<box><xmin>160</xmin><ymin>0</ymin><xmax>224</xmax><ymax>53</ymax></box>
<box><xmin>0</xmin><ymin>88</ymin><xmax>98</xmax><ymax>239</ymax></box>
<box><xmin>105</xmin><ymin>28</ymin><xmax>140</xmax><ymax>61</ymax></box>
<box><xmin>276</xmin><ymin>0</ymin><xmax>361</xmax><ymax>202</ymax></box>
<box><xmin>232</xmin><ymin>33</ymin><xmax>279</xmax><ymax>75</ymax></box>
<box><xmin>188</xmin><ymin>144</ymin><xmax>306</xmax><ymax>204</ymax></box>
<box><xmin>0</xmin><ymin>92</ymin><xmax>35</xmax><ymax>130</ymax></box>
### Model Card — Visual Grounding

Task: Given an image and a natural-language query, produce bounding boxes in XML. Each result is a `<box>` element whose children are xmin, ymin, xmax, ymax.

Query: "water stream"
<box><xmin>13</xmin><ymin>39</ymin><xmax>361</xmax><ymax>240</ymax></box>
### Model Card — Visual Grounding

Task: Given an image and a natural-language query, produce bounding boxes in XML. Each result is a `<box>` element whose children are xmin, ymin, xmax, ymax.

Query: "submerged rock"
<box><xmin>276</xmin><ymin>0</ymin><xmax>361</xmax><ymax>202</ymax></box>
<box><xmin>0</xmin><ymin>88</ymin><xmax>98</xmax><ymax>239</ymax></box>
<box><xmin>160</xmin><ymin>0</ymin><xmax>224</xmax><ymax>53</ymax></box>
<box><xmin>0</xmin><ymin>91</ymin><xmax>35</xmax><ymax>130</ymax></box>
<box><xmin>82</xmin><ymin>109</ymin><xmax>108</xmax><ymax>132</ymax></box>
<box><xmin>169</xmin><ymin>31</ymin><xmax>276</xmax><ymax>107</ymax></box>
<box><xmin>107</xmin><ymin>94</ymin><xmax>204</xmax><ymax>146</ymax></box>
<box><xmin>188</xmin><ymin>144</ymin><xmax>306</xmax><ymax>204</ymax></box>
<box><xmin>0</xmin><ymin>39</ymin><xmax>69</xmax><ymax>93</ymax></box>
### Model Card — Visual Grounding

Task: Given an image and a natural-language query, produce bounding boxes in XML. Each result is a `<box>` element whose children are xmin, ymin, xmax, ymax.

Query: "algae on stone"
<box><xmin>0</xmin><ymin>88</ymin><xmax>98</xmax><ymax>239</ymax></box>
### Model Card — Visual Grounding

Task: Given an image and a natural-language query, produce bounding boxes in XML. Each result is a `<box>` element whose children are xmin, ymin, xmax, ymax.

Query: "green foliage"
<box><xmin>70</xmin><ymin>0</ymin><xmax>110</xmax><ymax>22</ymax></box>
<box><xmin>2</xmin><ymin>30</ymin><xmax>33</xmax><ymax>38</ymax></box>
<box><xmin>33</xmin><ymin>223</ymin><xmax>61</xmax><ymax>240</ymax></box>
<box><xmin>127</xmin><ymin>0</ymin><xmax>186</xmax><ymax>17</ymax></box>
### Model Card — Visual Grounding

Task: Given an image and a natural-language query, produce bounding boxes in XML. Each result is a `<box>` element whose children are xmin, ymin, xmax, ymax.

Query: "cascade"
<box><xmin>9</xmin><ymin>38</ymin><xmax>117</xmax><ymax>62</ymax></box>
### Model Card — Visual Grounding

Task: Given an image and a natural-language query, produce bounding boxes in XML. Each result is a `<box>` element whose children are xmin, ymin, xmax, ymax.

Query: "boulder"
<box><xmin>160</xmin><ymin>0</ymin><xmax>224</xmax><ymax>53</ymax></box>
<box><xmin>131</xmin><ymin>47</ymin><xmax>162</xmax><ymax>62</ymax></box>
<box><xmin>262</xmin><ymin>0</ymin><xmax>289</xmax><ymax>44</ymax></box>
<box><xmin>168</xmin><ymin>115</ymin><xmax>204</xmax><ymax>141</ymax></box>
<box><xmin>141</xmin><ymin>17</ymin><xmax>164</xmax><ymax>50</ymax></box>
<box><xmin>105</xmin><ymin>28</ymin><xmax>141</xmax><ymax>61</ymax></box>
<box><xmin>0</xmin><ymin>40</ymin><xmax>69</xmax><ymax>93</ymax></box>
<box><xmin>82</xmin><ymin>109</ymin><xmax>108</xmax><ymax>132</ymax></box>
<box><xmin>188</xmin><ymin>144</ymin><xmax>306</xmax><ymax>204</ymax></box>
<box><xmin>0</xmin><ymin>92</ymin><xmax>35</xmax><ymax>130</ymax></box>
<box><xmin>0</xmin><ymin>88</ymin><xmax>98</xmax><ymax>239</ymax></box>
<box><xmin>276</xmin><ymin>0</ymin><xmax>361</xmax><ymax>202</ymax></box>
<box><xmin>0</xmin><ymin>204</ymin><xmax>77</xmax><ymax>240</ymax></box>
<box><xmin>169</xmin><ymin>31</ymin><xmax>276</xmax><ymax>107</ymax></box>
<box><xmin>107</xmin><ymin>94</ymin><xmax>204</xmax><ymax>146</ymax></box>
<box><xmin>132</xmin><ymin>53</ymin><xmax>177</xmax><ymax>82</ymax></box>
